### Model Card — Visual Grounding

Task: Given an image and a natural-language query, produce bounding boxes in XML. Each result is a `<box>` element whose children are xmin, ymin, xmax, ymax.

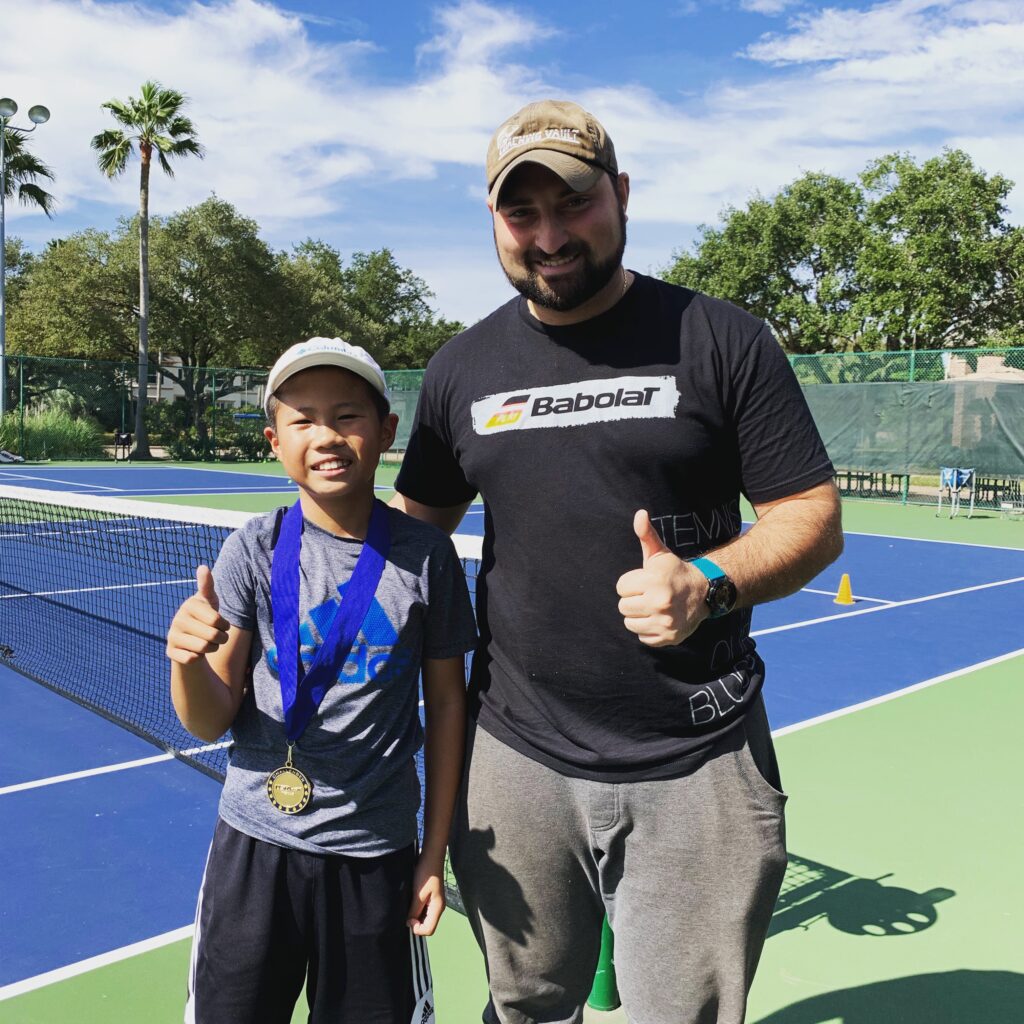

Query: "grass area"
<box><xmin>748</xmin><ymin>654</ymin><xmax>1024</xmax><ymax>1022</ymax></box>
<box><xmin>0</xmin><ymin>905</ymin><xmax>489</xmax><ymax>1024</ymax></box>
<box><xmin>740</xmin><ymin>496</ymin><xmax>1024</xmax><ymax>550</ymax></box>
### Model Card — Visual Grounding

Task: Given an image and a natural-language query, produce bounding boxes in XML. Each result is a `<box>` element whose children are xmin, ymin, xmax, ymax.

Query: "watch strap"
<box><xmin>690</xmin><ymin>556</ymin><xmax>726</xmax><ymax>582</ymax></box>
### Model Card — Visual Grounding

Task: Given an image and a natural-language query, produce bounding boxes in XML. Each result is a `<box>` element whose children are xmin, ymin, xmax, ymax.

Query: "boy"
<box><xmin>166</xmin><ymin>337</ymin><xmax>476</xmax><ymax>1024</ymax></box>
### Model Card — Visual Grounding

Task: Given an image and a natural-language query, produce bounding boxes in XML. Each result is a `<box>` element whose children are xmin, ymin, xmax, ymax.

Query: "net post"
<box><xmin>211</xmin><ymin>369</ymin><xmax>217</xmax><ymax>461</ymax></box>
<box><xmin>18</xmin><ymin>355</ymin><xmax>25</xmax><ymax>457</ymax></box>
<box><xmin>587</xmin><ymin>916</ymin><xmax>620</xmax><ymax>1011</ymax></box>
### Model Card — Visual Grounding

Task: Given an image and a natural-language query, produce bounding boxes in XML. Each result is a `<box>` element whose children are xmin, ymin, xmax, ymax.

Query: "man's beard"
<box><xmin>496</xmin><ymin>207</ymin><xmax>627</xmax><ymax>312</ymax></box>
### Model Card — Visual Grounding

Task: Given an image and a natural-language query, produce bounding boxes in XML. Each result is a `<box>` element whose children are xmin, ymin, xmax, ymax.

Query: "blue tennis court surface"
<box><xmin>0</xmin><ymin>465</ymin><xmax>297</xmax><ymax>496</ymax></box>
<box><xmin>1</xmin><ymin>514</ymin><xmax>1021</xmax><ymax>994</ymax></box>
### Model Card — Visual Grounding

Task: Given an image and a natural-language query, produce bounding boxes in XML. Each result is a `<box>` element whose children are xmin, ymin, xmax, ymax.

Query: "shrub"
<box><xmin>0</xmin><ymin>407</ymin><xmax>106</xmax><ymax>460</ymax></box>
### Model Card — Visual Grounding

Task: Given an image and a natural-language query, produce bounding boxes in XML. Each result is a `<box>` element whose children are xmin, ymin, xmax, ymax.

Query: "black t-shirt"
<box><xmin>396</xmin><ymin>273</ymin><xmax>834</xmax><ymax>781</ymax></box>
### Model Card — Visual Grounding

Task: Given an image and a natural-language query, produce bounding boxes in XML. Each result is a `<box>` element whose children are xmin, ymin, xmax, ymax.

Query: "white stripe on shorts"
<box><xmin>184</xmin><ymin>837</ymin><xmax>215</xmax><ymax>1024</ymax></box>
<box><xmin>408</xmin><ymin>931</ymin><xmax>434</xmax><ymax>1024</ymax></box>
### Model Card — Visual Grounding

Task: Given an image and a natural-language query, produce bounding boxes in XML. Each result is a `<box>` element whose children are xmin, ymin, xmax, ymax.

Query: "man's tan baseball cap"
<box><xmin>486</xmin><ymin>99</ymin><xmax>618</xmax><ymax>207</ymax></box>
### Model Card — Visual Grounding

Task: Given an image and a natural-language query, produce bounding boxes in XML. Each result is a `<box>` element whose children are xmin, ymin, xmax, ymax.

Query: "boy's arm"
<box><xmin>407</xmin><ymin>654</ymin><xmax>467</xmax><ymax>936</ymax></box>
<box><xmin>167</xmin><ymin>565</ymin><xmax>251</xmax><ymax>742</ymax></box>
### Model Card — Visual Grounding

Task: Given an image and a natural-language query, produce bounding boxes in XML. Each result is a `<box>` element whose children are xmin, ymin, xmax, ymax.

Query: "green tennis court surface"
<box><xmin>1</xmin><ymin>491</ymin><xmax>1021</xmax><ymax>1022</ymax></box>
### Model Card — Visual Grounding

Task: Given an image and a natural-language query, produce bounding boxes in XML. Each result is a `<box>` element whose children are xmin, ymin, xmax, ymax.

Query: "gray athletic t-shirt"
<box><xmin>211</xmin><ymin>504</ymin><xmax>476</xmax><ymax>856</ymax></box>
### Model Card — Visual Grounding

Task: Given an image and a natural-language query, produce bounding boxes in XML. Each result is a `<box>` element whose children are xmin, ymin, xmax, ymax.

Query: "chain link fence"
<box><xmin>0</xmin><ymin>355</ymin><xmax>420</xmax><ymax>461</ymax></box>
<box><xmin>3</xmin><ymin>349</ymin><xmax>1023</xmax><ymax>511</ymax></box>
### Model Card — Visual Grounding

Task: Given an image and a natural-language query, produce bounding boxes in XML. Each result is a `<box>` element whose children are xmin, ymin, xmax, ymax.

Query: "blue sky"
<box><xmin>4</xmin><ymin>0</ymin><xmax>1023</xmax><ymax>328</ymax></box>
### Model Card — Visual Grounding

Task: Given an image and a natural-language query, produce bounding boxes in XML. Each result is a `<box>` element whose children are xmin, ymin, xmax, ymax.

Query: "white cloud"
<box><xmin>2</xmin><ymin>0</ymin><xmax>1022</xmax><ymax>323</ymax></box>
<box><xmin>740</xmin><ymin>0</ymin><xmax>803</xmax><ymax>15</ymax></box>
<box><xmin>1</xmin><ymin>0</ymin><xmax>554</xmax><ymax>227</ymax></box>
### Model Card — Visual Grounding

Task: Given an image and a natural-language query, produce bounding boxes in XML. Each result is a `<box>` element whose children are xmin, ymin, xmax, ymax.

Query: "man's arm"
<box><xmin>390</xmin><ymin>492</ymin><xmax>471</xmax><ymax>536</ymax></box>
<box><xmin>618</xmin><ymin>479</ymin><xmax>843</xmax><ymax>647</ymax></box>
<box><xmin>407</xmin><ymin>654</ymin><xmax>467</xmax><ymax>936</ymax></box>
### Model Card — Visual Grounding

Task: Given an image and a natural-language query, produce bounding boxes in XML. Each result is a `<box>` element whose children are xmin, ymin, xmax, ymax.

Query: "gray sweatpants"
<box><xmin>449</xmin><ymin>697</ymin><xmax>787</xmax><ymax>1024</ymax></box>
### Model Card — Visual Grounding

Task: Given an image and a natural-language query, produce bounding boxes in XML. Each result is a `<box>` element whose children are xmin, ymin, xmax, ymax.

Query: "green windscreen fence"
<box><xmin>795</xmin><ymin>348</ymin><xmax>1024</xmax><ymax>507</ymax></box>
<box><xmin>804</xmin><ymin>381</ymin><xmax>1024</xmax><ymax>476</ymax></box>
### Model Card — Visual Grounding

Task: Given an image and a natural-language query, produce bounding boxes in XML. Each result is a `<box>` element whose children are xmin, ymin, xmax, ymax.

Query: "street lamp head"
<box><xmin>0</xmin><ymin>98</ymin><xmax>18</xmax><ymax>119</ymax></box>
<box><xmin>28</xmin><ymin>105</ymin><xmax>50</xmax><ymax>125</ymax></box>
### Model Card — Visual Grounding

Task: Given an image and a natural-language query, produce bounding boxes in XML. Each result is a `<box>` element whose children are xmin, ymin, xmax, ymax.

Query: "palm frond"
<box><xmin>94</xmin><ymin>81</ymin><xmax>201</xmax><ymax>179</ymax></box>
<box><xmin>91</xmin><ymin>130</ymin><xmax>133</xmax><ymax>177</ymax></box>
<box><xmin>17</xmin><ymin>181</ymin><xmax>55</xmax><ymax>217</ymax></box>
<box><xmin>166</xmin><ymin>115</ymin><xmax>199</xmax><ymax>140</ymax></box>
<box><xmin>2</xmin><ymin>128</ymin><xmax>57</xmax><ymax>215</ymax></box>
<box><xmin>155</xmin><ymin>148</ymin><xmax>175</xmax><ymax>178</ymax></box>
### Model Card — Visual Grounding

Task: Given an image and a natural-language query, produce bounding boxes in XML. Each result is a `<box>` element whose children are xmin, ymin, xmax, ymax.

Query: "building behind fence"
<box><xmin>2</xmin><ymin>349</ymin><xmax>1023</xmax><ymax>509</ymax></box>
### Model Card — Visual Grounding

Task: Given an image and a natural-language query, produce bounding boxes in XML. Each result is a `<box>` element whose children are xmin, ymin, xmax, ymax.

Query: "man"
<box><xmin>392</xmin><ymin>99</ymin><xmax>843</xmax><ymax>1024</ymax></box>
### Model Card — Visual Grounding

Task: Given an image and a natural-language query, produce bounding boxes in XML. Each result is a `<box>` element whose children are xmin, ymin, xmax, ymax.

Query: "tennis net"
<box><xmin>0</xmin><ymin>485</ymin><xmax>482</xmax><ymax>783</ymax></box>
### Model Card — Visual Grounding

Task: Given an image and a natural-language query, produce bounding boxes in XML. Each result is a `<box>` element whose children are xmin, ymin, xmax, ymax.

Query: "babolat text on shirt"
<box><xmin>471</xmin><ymin>375</ymin><xmax>679</xmax><ymax>434</ymax></box>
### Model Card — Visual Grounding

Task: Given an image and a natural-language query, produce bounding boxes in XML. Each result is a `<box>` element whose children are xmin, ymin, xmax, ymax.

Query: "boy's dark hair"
<box><xmin>266</xmin><ymin>370</ymin><xmax>390</xmax><ymax>428</ymax></box>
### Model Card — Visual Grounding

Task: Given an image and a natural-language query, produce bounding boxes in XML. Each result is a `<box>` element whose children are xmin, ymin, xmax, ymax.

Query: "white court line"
<box><xmin>0</xmin><ymin>578</ymin><xmax>193</xmax><ymax>600</ymax></box>
<box><xmin>737</xmin><ymin>517</ymin><xmax>1024</xmax><ymax>554</ymax></box>
<box><xmin>752</xmin><ymin>574</ymin><xmax>1024</xmax><ymax>637</ymax></box>
<box><xmin>802</xmin><ymin>587</ymin><xmax>894</xmax><ymax>605</ymax></box>
<box><xmin>0</xmin><ymin>925</ymin><xmax>195</xmax><ymax>1001</ymax></box>
<box><xmin>0</xmin><ymin>473</ymin><xmax>121</xmax><ymax>491</ymax></box>
<box><xmin>842</xmin><ymin>528</ymin><xmax>1024</xmax><ymax>553</ymax></box>
<box><xmin>771</xmin><ymin>648</ymin><xmax>1024</xmax><ymax>738</ymax></box>
<box><xmin>109</xmin><ymin>486</ymin><xmax>296</xmax><ymax>494</ymax></box>
<box><xmin>0</xmin><ymin>742</ymin><xmax>231</xmax><ymax>796</ymax></box>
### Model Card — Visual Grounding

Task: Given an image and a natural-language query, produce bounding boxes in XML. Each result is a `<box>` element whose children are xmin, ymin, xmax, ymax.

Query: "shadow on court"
<box><xmin>752</xmin><ymin>970</ymin><xmax>1024</xmax><ymax>1023</ymax></box>
<box><xmin>769</xmin><ymin>853</ymin><xmax>955</xmax><ymax>938</ymax></box>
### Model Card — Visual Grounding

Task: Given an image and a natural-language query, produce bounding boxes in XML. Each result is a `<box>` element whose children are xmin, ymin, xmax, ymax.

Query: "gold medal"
<box><xmin>267</xmin><ymin>744</ymin><xmax>312</xmax><ymax>814</ymax></box>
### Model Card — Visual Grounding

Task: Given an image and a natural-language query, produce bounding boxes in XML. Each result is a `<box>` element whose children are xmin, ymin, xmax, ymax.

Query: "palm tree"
<box><xmin>91</xmin><ymin>81</ymin><xmax>202</xmax><ymax>459</ymax></box>
<box><xmin>1</xmin><ymin>127</ymin><xmax>56</xmax><ymax>215</ymax></box>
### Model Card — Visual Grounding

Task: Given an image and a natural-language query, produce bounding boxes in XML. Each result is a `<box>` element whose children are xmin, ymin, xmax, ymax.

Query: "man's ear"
<box><xmin>617</xmin><ymin>172</ymin><xmax>630</xmax><ymax>219</ymax></box>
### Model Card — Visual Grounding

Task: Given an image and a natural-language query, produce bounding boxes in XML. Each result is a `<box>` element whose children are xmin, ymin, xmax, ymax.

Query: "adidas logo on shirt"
<box><xmin>472</xmin><ymin>376</ymin><xmax>679</xmax><ymax>434</ymax></box>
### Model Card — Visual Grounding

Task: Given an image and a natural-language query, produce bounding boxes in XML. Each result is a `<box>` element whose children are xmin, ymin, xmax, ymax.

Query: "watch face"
<box><xmin>707</xmin><ymin>576</ymin><xmax>737</xmax><ymax>618</ymax></box>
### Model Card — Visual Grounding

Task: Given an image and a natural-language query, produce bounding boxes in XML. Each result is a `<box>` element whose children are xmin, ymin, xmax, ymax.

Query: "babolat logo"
<box><xmin>484</xmin><ymin>394</ymin><xmax>529</xmax><ymax>429</ymax></box>
<box><xmin>471</xmin><ymin>376</ymin><xmax>679</xmax><ymax>434</ymax></box>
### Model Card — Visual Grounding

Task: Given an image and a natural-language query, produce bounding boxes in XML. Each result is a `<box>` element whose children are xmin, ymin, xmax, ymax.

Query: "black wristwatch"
<box><xmin>690</xmin><ymin>557</ymin><xmax>738</xmax><ymax>619</ymax></box>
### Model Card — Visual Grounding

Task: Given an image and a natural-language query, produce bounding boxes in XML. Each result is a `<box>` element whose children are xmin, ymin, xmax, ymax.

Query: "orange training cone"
<box><xmin>834</xmin><ymin>573</ymin><xmax>854</xmax><ymax>606</ymax></box>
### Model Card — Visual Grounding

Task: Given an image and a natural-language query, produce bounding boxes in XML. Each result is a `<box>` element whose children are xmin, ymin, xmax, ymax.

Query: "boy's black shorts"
<box><xmin>186</xmin><ymin>818</ymin><xmax>434</xmax><ymax>1024</ymax></box>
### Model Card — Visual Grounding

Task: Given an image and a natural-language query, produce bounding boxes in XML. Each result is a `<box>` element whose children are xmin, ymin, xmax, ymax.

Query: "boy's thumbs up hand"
<box><xmin>196</xmin><ymin>565</ymin><xmax>220</xmax><ymax>611</ymax></box>
<box><xmin>615</xmin><ymin>510</ymin><xmax>709</xmax><ymax>647</ymax></box>
<box><xmin>166</xmin><ymin>565</ymin><xmax>231</xmax><ymax>665</ymax></box>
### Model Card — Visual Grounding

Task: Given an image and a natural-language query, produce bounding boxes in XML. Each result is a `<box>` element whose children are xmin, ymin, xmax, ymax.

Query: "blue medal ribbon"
<box><xmin>270</xmin><ymin>499</ymin><xmax>390</xmax><ymax>743</ymax></box>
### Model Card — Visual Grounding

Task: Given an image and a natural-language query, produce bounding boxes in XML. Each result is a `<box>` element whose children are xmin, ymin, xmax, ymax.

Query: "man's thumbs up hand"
<box><xmin>634</xmin><ymin>509</ymin><xmax>672</xmax><ymax>565</ymax></box>
<box><xmin>616</xmin><ymin>511</ymin><xmax>708</xmax><ymax>647</ymax></box>
<box><xmin>166</xmin><ymin>565</ymin><xmax>231</xmax><ymax>665</ymax></box>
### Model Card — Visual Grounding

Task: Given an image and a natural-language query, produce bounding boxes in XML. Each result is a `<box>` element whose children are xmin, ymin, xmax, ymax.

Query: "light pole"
<box><xmin>0</xmin><ymin>97</ymin><xmax>50</xmax><ymax>422</ymax></box>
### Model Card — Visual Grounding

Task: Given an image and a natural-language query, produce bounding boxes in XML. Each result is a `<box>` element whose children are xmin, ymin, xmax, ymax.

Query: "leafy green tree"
<box><xmin>280</xmin><ymin>243</ymin><xmax>463</xmax><ymax>368</ymax></box>
<box><xmin>665</xmin><ymin>150</ymin><xmax>1020</xmax><ymax>353</ymax></box>
<box><xmin>3</xmin><ymin>238</ymin><xmax>36</xmax><ymax>310</ymax></box>
<box><xmin>91</xmin><ymin>81</ymin><xmax>203</xmax><ymax>457</ymax></box>
<box><xmin>342</xmin><ymin>249</ymin><xmax>463</xmax><ymax>368</ymax></box>
<box><xmin>7</xmin><ymin>229</ymin><xmax>137</xmax><ymax>359</ymax></box>
<box><xmin>148</xmin><ymin>197</ymin><xmax>288</xmax><ymax>442</ymax></box>
<box><xmin>1</xmin><ymin>127</ymin><xmax>56</xmax><ymax>215</ymax></box>
<box><xmin>277</xmin><ymin>240</ymin><xmax>379</xmax><ymax>350</ymax></box>
<box><xmin>666</xmin><ymin>172</ymin><xmax>867</xmax><ymax>354</ymax></box>
<box><xmin>856</xmin><ymin>150</ymin><xmax>1018</xmax><ymax>350</ymax></box>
